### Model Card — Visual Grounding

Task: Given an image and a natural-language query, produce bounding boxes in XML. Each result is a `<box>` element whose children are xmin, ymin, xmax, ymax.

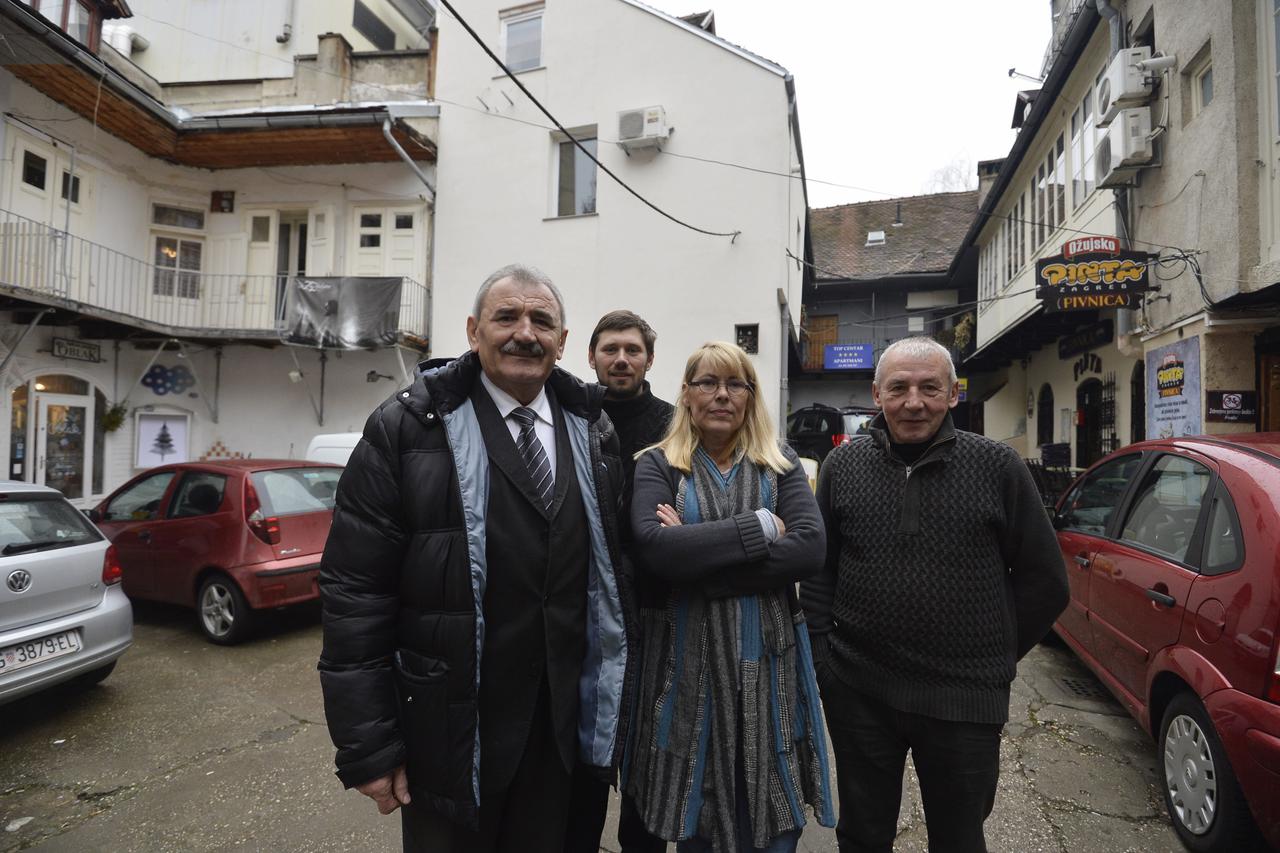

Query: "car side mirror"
<box><xmin>83</xmin><ymin>507</ymin><xmax>102</xmax><ymax>523</ymax></box>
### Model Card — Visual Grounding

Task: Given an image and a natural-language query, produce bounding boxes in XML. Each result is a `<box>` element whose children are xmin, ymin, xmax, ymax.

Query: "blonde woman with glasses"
<box><xmin>623</xmin><ymin>341</ymin><xmax>834</xmax><ymax>853</ymax></box>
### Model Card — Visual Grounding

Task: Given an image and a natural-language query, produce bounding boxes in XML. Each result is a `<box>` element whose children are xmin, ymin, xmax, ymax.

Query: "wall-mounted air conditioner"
<box><xmin>1095</xmin><ymin>107</ymin><xmax>1153</xmax><ymax>187</ymax></box>
<box><xmin>1097</xmin><ymin>46</ymin><xmax>1152</xmax><ymax>126</ymax></box>
<box><xmin>617</xmin><ymin>106</ymin><xmax>669</xmax><ymax>151</ymax></box>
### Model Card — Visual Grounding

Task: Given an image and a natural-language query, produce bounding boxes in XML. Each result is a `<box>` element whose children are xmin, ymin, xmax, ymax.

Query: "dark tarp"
<box><xmin>281</xmin><ymin>277</ymin><xmax>403</xmax><ymax>349</ymax></box>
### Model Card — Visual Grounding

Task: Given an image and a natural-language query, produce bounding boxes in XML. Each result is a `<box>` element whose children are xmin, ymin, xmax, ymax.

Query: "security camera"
<box><xmin>1137</xmin><ymin>53</ymin><xmax>1177</xmax><ymax>73</ymax></box>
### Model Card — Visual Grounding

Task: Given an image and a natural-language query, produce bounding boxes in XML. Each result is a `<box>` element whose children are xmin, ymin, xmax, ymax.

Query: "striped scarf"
<box><xmin>624</xmin><ymin>449</ymin><xmax>834</xmax><ymax>852</ymax></box>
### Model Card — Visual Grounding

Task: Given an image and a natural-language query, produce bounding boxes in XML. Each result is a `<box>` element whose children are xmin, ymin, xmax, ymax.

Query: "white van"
<box><xmin>304</xmin><ymin>433</ymin><xmax>362</xmax><ymax>467</ymax></box>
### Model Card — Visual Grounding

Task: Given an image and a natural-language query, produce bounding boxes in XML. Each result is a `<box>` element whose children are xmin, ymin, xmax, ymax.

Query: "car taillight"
<box><xmin>102</xmin><ymin>544</ymin><xmax>122</xmax><ymax>585</ymax></box>
<box><xmin>243</xmin><ymin>480</ymin><xmax>280</xmax><ymax>546</ymax></box>
<box><xmin>832</xmin><ymin>434</ymin><xmax>850</xmax><ymax>447</ymax></box>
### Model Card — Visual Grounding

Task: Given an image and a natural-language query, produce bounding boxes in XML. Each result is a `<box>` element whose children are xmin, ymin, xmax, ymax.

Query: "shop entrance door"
<box><xmin>1076</xmin><ymin>379</ymin><xmax>1104</xmax><ymax>468</ymax></box>
<box><xmin>34</xmin><ymin>393</ymin><xmax>94</xmax><ymax>501</ymax></box>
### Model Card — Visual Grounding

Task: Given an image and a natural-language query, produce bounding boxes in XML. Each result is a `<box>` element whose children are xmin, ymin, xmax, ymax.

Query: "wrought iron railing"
<box><xmin>0</xmin><ymin>208</ymin><xmax>429</xmax><ymax>339</ymax></box>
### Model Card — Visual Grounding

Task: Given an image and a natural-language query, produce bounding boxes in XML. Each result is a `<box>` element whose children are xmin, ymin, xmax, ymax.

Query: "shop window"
<box><xmin>1036</xmin><ymin>384</ymin><xmax>1055</xmax><ymax>445</ymax></box>
<box><xmin>9</xmin><ymin>385</ymin><xmax>27</xmax><ymax>481</ymax></box>
<box><xmin>93</xmin><ymin>388</ymin><xmax>105</xmax><ymax>496</ymax></box>
<box><xmin>34</xmin><ymin>374</ymin><xmax>89</xmax><ymax>395</ymax></box>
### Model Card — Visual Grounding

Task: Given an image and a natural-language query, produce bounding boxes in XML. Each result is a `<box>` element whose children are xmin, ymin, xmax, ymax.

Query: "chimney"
<box><xmin>314</xmin><ymin>33</ymin><xmax>354</xmax><ymax>104</ymax></box>
<box><xmin>976</xmin><ymin>158</ymin><xmax>1004</xmax><ymax>208</ymax></box>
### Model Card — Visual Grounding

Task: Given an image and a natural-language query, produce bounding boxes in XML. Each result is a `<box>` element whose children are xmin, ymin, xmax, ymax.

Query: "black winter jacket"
<box><xmin>317</xmin><ymin>352</ymin><xmax>635</xmax><ymax>828</ymax></box>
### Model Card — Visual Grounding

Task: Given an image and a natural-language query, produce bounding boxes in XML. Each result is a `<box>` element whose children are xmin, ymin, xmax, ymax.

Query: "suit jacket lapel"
<box><xmin>472</xmin><ymin>382</ymin><xmax>552</xmax><ymax>519</ymax></box>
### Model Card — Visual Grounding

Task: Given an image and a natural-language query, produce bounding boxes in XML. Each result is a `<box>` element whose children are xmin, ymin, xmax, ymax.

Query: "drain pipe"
<box><xmin>1094</xmin><ymin>0</ymin><xmax>1124</xmax><ymax>59</ymax></box>
<box><xmin>382</xmin><ymin>118</ymin><xmax>436</xmax><ymax>203</ymax></box>
<box><xmin>276</xmin><ymin>0</ymin><xmax>295</xmax><ymax>44</ymax></box>
<box><xmin>0</xmin><ymin>308</ymin><xmax>52</xmax><ymax>377</ymax></box>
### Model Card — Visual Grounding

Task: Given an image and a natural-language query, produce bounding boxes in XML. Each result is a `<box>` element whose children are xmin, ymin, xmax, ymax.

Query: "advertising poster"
<box><xmin>136</xmin><ymin>413</ymin><xmax>191</xmax><ymax>468</ymax></box>
<box><xmin>1146</xmin><ymin>337</ymin><xmax>1201</xmax><ymax>439</ymax></box>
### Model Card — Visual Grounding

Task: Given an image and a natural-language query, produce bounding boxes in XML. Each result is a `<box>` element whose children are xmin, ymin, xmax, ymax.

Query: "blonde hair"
<box><xmin>647</xmin><ymin>341</ymin><xmax>791</xmax><ymax>475</ymax></box>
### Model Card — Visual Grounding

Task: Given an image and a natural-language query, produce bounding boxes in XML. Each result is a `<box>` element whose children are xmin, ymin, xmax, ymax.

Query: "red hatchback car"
<box><xmin>89</xmin><ymin>460</ymin><xmax>342</xmax><ymax>645</ymax></box>
<box><xmin>1053</xmin><ymin>435</ymin><xmax>1280</xmax><ymax>852</ymax></box>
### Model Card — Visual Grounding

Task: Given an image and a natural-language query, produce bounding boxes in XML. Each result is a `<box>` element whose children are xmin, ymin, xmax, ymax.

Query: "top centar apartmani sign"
<box><xmin>1035</xmin><ymin>236</ymin><xmax>1154</xmax><ymax>312</ymax></box>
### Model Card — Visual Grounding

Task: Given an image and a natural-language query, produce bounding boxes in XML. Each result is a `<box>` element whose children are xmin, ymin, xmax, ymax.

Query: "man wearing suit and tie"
<box><xmin>318</xmin><ymin>264</ymin><xmax>635</xmax><ymax>852</ymax></box>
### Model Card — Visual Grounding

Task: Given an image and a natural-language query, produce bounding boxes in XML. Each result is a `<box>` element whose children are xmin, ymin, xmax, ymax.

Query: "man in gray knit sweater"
<box><xmin>800</xmin><ymin>337</ymin><xmax>1068</xmax><ymax>853</ymax></box>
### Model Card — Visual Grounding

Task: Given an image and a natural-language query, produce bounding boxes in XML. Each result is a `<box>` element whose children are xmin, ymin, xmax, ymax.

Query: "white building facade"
<box><xmin>430</xmin><ymin>0</ymin><xmax>809</xmax><ymax>419</ymax></box>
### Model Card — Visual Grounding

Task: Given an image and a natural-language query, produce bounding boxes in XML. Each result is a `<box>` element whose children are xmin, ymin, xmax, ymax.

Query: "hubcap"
<box><xmin>1164</xmin><ymin>713</ymin><xmax>1218</xmax><ymax>835</ymax></box>
<box><xmin>200</xmin><ymin>583</ymin><xmax>235</xmax><ymax>638</ymax></box>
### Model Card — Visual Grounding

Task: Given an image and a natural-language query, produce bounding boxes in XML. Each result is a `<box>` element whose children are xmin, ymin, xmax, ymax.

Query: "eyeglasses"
<box><xmin>688</xmin><ymin>378</ymin><xmax>754</xmax><ymax>397</ymax></box>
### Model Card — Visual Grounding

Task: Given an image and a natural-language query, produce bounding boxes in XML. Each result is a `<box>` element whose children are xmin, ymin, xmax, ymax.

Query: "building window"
<box><xmin>60</xmin><ymin>171</ymin><xmax>80</xmax><ymax>204</ymax></box>
<box><xmin>21</xmin><ymin>150</ymin><xmax>47</xmax><ymax>191</ymax></box>
<box><xmin>1192</xmin><ymin>59</ymin><xmax>1214</xmax><ymax>116</ymax></box>
<box><xmin>152</xmin><ymin>204</ymin><xmax>204</xmax><ymax>231</ymax></box>
<box><xmin>501</xmin><ymin>4</ymin><xmax>544</xmax><ymax>72</ymax></box>
<box><xmin>1034</xmin><ymin>167</ymin><xmax>1046</xmax><ymax>248</ymax></box>
<box><xmin>65</xmin><ymin>0</ymin><xmax>92</xmax><ymax>47</ymax></box>
<box><xmin>1054</xmin><ymin>134</ymin><xmax>1066</xmax><ymax>226</ymax></box>
<box><xmin>153</xmin><ymin>236</ymin><xmax>202</xmax><ymax>299</ymax></box>
<box><xmin>735</xmin><ymin>323</ymin><xmax>759</xmax><ymax>354</ymax></box>
<box><xmin>555</xmin><ymin>135</ymin><xmax>597</xmax><ymax>217</ymax></box>
<box><xmin>866</xmin><ymin>230</ymin><xmax>886</xmax><ymax>247</ymax></box>
<box><xmin>353</xmin><ymin>0</ymin><xmax>396</xmax><ymax>51</ymax></box>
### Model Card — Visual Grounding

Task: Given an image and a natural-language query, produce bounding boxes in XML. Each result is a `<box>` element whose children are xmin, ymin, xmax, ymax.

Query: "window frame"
<box><xmin>1056</xmin><ymin>452</ymin><xmax>1145</xmax><ymax>537</ymax></box>
<box><xmin>1191</xmin><ymin>58</ymin><xmax>1214</xmax><ymax>117</ymax></box>
<box><xmin>1113</xmin><ymin>451</ymin><xmax>1217</xmax><ymax>569</ymax></box>
<box><xmin>1198</xmin><ymin>479</ymin><xmax>1244</xmax><ymax>576</ymax></box>
<box><xmin>499</xmin><ymin>3</ymin><xmax>545</xmax><ymax>74</ymax></box>
<box><xmin>551</xmin><ymin>129</ymin><xmax>598</xmax><ymax>218</ymax></box>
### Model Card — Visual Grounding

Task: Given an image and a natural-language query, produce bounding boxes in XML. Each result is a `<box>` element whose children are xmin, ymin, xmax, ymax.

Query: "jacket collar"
<box><xmin>867</xmin><ymin>411</ymin><xmax>957</xmax><ymax>461</ymax></box>
<box><xmin>405</xmin><ymin>350</ymin><xmax>605</xmax><ymax>422</ymax></box>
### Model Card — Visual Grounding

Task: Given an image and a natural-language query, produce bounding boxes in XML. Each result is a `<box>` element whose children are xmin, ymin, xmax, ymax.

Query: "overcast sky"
<box><xmin>645</xmin><ymin>0</ymin><xmax>1053</xmax><ymax>209</ymax></box>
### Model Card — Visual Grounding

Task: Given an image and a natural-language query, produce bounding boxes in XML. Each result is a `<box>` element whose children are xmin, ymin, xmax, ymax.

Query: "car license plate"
<box><xmin>0</xmin><ymin>629</ymin><xmax>82</xmax><ymax>676</ymax></box>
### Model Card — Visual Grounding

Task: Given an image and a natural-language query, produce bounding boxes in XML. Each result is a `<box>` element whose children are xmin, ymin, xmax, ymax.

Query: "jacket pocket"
<box><xmin>393</xmin><ymin>649</ymin><xmax>450</xmax><ymax>795</ymax></box>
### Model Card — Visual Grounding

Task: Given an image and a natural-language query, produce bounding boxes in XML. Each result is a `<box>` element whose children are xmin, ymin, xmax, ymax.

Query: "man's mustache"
<box><xmin>501</xmin><ymin>340</ymin><xmax>546</xmax><ymax>357</ymax></box>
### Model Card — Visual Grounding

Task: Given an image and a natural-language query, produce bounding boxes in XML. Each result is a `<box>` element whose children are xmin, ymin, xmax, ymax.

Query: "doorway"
<box><xmin>1076</xmin><ymin>379</ymin><xmax>1103</xmax><ymax>468</ymax></box>
<box><xmin>277</xmin><ymin>211</ymin><xmax>308</xmax><ymax>321</ymax></box>
<box><xmin>9</xmin><ymin>374</ymin><xmax>106</xmax><ymax>502</ymax></box>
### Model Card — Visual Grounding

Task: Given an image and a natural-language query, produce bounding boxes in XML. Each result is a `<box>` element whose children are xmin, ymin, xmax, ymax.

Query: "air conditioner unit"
<box><xmin>1094</xmin><ymin>107</ymin><xmax>1153</xmax><ymax>187</ymax></box>
<box><xmin>1097</xmin><ymin>46</ymin><xmax>1152</xmax><ymax>126</ymax></box>
<box><xmin>617</xmin><ymin>106</ymin><xmax>669</xmax><ymax>151</ymax></box>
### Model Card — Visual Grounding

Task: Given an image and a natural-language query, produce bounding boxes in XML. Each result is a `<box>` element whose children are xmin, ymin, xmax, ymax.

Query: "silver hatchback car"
<box><xmin>0</xmin><ymin>482</ymin><xmax>132</xmax><ymax>705</ymax></box>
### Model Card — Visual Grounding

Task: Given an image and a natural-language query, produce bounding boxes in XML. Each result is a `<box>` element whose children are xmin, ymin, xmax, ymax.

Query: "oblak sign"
<box><xmin>1035</xmin><ymin>236</ymin><xmax>1153</xmax><ymax>312</ymax></box>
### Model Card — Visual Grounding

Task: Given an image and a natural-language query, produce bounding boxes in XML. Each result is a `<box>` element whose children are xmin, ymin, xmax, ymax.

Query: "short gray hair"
<box><xmin>471</xmin><ymin>263</ymin><xmax>566</xmax><ymax>326</ymax></box>
<box><xmin>874</xmin><ymin>337</ymin><xmax>957</xmax><ymax>385</ymax></box>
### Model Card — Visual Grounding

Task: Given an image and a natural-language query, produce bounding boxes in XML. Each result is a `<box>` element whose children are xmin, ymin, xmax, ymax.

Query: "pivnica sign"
<box><xmin>51</xmin><ymin>338</ymin><xmax>100</xmax><ymax>363</ymax></box>
<box><xmin>1035</xmin><ymin>236</ymin><xmax>1154</xmax><ymax>312</ymax></box>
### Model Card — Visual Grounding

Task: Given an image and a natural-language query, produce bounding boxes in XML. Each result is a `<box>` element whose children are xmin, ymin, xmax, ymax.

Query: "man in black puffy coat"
<box><xmin>318</xmin><ymin>264</ymin><xmax>635</xmax><ymax>853</ymax></box>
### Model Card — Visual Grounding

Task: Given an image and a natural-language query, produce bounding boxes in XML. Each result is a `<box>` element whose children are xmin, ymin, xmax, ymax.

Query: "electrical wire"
<box><xmin>433</xmin><ymin>0</ymin><xmax>741</xmax><ymax>241</ymax></box>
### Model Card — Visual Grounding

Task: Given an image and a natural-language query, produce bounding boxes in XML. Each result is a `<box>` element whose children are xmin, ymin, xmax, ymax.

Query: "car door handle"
<box><xmin>1073</xmin><ymin>554</ymin><xmax>1091</xmax><ymax>567</ymax></box>
<box><xmin>1145</xmin><ymin>588</ymin><xmax>1176</xmax><ymax>607</ymax></box>
<box><xmin>138</xmin><ymin>530</ymin><xmax>151</xmax><ymax>543</ymax></box>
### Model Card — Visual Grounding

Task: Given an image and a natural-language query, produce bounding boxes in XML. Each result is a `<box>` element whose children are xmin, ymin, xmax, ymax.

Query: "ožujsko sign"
<box><xmin>1034</xmin><ymin>236</ymin><xmax>1154</xmax><ymax>312</ymax></box>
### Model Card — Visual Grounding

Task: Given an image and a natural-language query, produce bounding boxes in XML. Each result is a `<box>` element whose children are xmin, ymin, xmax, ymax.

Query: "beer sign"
<box><xmin>1035</xmin><ymin>236</ymin><xmax>1153</xmax><ymax>312</ymax></box>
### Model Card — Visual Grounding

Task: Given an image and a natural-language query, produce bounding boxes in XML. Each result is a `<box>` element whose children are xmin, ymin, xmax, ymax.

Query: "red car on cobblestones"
<box><xmin>1052</xmin><ymin>435</ymin><xmax>1280</xmax><ymax>852</ymax></box>
<box><xmin>90</xmin><ymin>460</ymin><xmax>341</xmax><ymax>645</ymax></box>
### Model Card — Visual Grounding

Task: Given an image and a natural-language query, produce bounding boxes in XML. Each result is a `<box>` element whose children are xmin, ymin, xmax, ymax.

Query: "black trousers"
<box><xmin>564</xmin><ymin>764</ymin><xmax>667</xmax><ymax>853</ymax></box>
<box><xmin>400</xmin><ymin>680</ymin><xmax>573</xmax><ymax>853</ymax></box>
<box><xmin>819</xmin><ymin>672</ymin><xmax>1002</xmax><ymax>853</ymax></box>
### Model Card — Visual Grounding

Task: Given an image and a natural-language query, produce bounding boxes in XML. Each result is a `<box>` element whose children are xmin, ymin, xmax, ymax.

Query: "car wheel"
<box><xmin>197</xmin><ymin>574</ymin><xmax>255</xmax><ymax>645</ymax></box>
<box><xmin>1159</xmin><ymin>692</ymin><xmax>1265</xmax><ymax>852</ymax></box>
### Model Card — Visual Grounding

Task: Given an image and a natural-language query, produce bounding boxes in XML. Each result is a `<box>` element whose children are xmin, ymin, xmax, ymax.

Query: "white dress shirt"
<box><xmin>480</xmin><ymin>372</ymin><xmax>557</xmax><ymax>482</ymax></box>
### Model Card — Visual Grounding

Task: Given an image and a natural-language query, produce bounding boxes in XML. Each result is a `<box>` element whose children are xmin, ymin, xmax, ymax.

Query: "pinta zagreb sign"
<box><xmin>1035</xmin><ymin>236</ymin><xmax>1154</xmax><ymax>312</ymax></box>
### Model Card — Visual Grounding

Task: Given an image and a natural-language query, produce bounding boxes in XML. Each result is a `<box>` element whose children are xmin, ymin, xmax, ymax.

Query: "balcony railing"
<box><xmin>0</xmin><ymin>208</ymin><xmax>429</xmax><ymax>340</ymax></box>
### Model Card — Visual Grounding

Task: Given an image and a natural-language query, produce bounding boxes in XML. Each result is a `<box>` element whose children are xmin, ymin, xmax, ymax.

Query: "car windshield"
<box><xmin>250</xmin><ymin>468</ymin><xmax>341</xmax><ymax>517</ymax></box>
<box><xmin>0</xmin><ymin>494</ymin><xmax>102</xmax><ymax>555</ymax></box>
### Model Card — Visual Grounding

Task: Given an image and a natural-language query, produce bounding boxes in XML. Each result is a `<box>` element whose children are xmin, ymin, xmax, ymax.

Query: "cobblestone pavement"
<box><xmin>0</xmin><ymin>603</ymin><xmax>1182</xmax><ymax>852</ymax></box>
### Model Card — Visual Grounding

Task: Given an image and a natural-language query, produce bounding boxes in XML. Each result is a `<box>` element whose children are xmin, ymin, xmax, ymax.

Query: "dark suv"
<box><xmin>786</xmin><ymin>404</ymin><xmax>877</xmax><ymax>463</ymax></box>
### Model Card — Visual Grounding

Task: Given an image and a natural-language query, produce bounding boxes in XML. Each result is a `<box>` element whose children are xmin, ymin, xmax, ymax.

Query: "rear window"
<box><xmin>0</xmin><ymin>495</ymin><xmax>102</xmax><ymax>555</ymax></box>
<box><xmin>842</xmin><ymin>413</ymin><xmax>873</xmax><ymax>435</ymax></box>
<box><xmin>251</xmin><ymin>468</ymin><xmax>341</xmax><ymax>517</ymax></box>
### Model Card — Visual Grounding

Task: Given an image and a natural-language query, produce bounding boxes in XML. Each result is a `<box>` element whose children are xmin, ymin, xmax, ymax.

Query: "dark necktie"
<box><xmin>510</xmin><ymin>406</ymin><xmax>553</xmax><ymax>509</ymax></box>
